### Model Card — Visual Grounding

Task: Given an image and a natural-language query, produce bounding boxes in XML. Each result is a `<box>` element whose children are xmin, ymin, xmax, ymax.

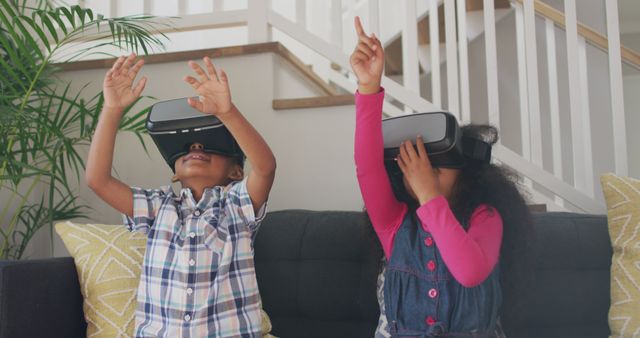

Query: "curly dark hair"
<box><xmin>379</xmin><ymin>124</ymin><xmax>534</xmax><ymax>324</ymax></box>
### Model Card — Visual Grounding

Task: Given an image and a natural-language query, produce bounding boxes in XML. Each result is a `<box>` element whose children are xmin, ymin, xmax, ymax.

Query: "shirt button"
<box><xmin>427</xmin><ymin>260</ymin><xmax>436</xmax><ymax>271</ymax></box>
<box><xmin>189</xmin><ymin>259</ymin><xmax>195</xmax><ymax>266</ymax></box>
<box><xmin>193</xmin><ymin>209</ymin><xmax>201</xmax><ymax>217</ymax></box>
<box><xmin>186</xmin><ymin>288</ymin><xmax>193</xmax><ymax>295</ymax></box>
<box><xmin>425</xmin><ymin>316</ymin><xmax>436</xmax><ymax>326</ymax></box>
<box><xmin>184</xmin><ymin>314</ymin><xmax>191</xmax><ymax>322</ymax></box>
<box><xmin>189</xmin><ymin>232</ymin><xmax>196</xmax><ymax>238</ymax></box>
<box><xmin>428</xmin><ymin>288</ymin><xmax>438</xmax><ymax>298</ymax></box>
<box><xmin>424</xmin><ymin>237</ymin><xmax>434</xmax><ymax>247</ymax></box>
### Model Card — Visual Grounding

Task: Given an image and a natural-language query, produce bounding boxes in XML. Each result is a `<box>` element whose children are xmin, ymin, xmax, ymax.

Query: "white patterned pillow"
<box><xmin>600</xmin><ymin>173</ymin><xmax>640</xmax><ymax>337</ymax></box>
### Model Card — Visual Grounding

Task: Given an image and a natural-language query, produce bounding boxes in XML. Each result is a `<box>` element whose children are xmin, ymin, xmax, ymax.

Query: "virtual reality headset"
<box><xmin>382</xmin><ymin>112</ymin><xmax>491</xmax><ymax>170</ymax></box>
<box><xmin>146</xmin><ymin>97</ymin><xmax>244</xmax><ymax>171</ymax></box>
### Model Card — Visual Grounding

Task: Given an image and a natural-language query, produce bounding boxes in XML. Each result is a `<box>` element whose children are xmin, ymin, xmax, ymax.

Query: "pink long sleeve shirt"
<box><xmin>354</xmin><ymin>89</ymin><xmax>503</xmax><ymax>288</ymax></box>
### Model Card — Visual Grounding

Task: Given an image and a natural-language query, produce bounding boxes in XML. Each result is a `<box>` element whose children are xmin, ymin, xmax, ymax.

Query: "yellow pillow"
<box><xmin>56</xmin><ymin>222</ymin><xmax>275</xmax><ymax>337</ymax></box>
<box><xmin>600</xmin><ymin>173</ymin><xmax>640</xmax><ymax>337</ymax></box>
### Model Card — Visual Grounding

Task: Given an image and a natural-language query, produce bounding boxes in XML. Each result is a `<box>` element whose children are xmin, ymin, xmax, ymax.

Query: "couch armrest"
<box><xmin>0</xmin><ymin>257</ymin><xmax>86</xmax><ymax>338</ymax></box>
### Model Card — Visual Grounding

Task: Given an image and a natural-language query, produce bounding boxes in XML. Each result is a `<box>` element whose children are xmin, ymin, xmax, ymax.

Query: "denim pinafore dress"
<box><xmin>380</xmin><ymin>213</ymin><xmax>502</xmax><ymax>337</ymax></box>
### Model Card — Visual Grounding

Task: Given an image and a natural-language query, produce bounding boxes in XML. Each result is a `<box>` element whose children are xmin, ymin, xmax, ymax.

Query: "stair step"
<box><xmin>273</xmin><ymin>94</ymin><xmax>354</xmax><ymax>110</ymax></box>
<box><xmin>528</xmin><ymin>204</ymin><xmax>547</xmax><ymax>212</ymax></box>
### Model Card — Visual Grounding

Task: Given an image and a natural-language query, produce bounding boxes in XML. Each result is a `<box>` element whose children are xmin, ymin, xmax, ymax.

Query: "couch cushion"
<box><xmin>255</xmin><ymin>210</ymin><xmax>383</xmax><ymax>338</ymax></box>
<box><xmin>0</xmin><ymin>257</ymin><xmax>86</xmax><ymax>338</ymax></box>
<box><xmin>502</xmin><ymin>212</ymin><xmax>611</xmax><ymax>338</ymax></box>
<box><xmin>601</xmin><ymin>173</ymin><xmax>640</xmax><ymax>337</ymax></box>
<box><xmin>55</xmin><ymin>222</ymin><xmax>147</xmax><ymax>337</ymax></box>
<box><xmin>55</xmin><ymin>222</ymin><xmax>275</xmax><ymax>338</ymax></box>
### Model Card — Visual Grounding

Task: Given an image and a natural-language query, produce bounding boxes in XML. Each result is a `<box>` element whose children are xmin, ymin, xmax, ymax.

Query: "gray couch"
<box><xmin>0</xmin><ymin>210</ymin><xmax>611</xmax><ymax>338</ymax></box>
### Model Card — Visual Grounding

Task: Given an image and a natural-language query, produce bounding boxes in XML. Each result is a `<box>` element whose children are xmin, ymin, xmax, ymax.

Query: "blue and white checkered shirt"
<box><xmin>124</xmin><ymin>178</ymin><xmax>265</xmax><ymax>337</ymax></box>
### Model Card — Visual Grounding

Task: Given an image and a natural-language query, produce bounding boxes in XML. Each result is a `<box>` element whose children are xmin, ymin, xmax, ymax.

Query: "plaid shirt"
<box><xmin>124</xmin><ymin>178</ymin><xmax>265</xmax><ymax>338</ymax></box>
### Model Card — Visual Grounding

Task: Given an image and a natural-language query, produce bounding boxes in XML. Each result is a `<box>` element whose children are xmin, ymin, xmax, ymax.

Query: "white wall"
<box><xmin>624</xmin><ymin>74</ymin><xmax>640</xmax><ymax>178</ymax></box>
<box><xmin>18</xmin><ymin>52</ymin><xmax>363</xmax><ymax>258</ymax></box>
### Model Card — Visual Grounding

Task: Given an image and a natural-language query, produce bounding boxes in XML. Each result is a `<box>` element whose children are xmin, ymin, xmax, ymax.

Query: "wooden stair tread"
<box><xmin>273</xmin><ymin>94</ymin><xmax>354</xmax><ymax>110</ymax></box>
<box><xmin>527</xmin><ymin>204</ymin><xmax>547</xmax><ymax>212</ymax></box>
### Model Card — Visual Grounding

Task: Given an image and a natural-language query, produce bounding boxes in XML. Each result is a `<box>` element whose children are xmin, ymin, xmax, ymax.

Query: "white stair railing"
<box><xmin>82</xmin><ymin>0</ymin><xmax>638</xmax><ymax>214</ymax></box>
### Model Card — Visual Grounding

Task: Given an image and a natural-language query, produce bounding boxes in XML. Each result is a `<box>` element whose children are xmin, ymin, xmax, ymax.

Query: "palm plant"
<box><xmin>0</xmin><ymin>0</ymin><xmax>167</xmax><ymax>259</ymax></box>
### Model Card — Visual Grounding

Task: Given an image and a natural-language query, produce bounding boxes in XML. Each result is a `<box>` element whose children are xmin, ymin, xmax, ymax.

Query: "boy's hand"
<box><xmin>184</xmin><ymin>57</ymin><xmax>233</xmax><ymax>116</ymax></box>
<box><xmin>103</xmin><ymin>53</ymin><xmax>147</xmax><ymax>110</ymax></box>
<box><xmin>350</xmin><ymin>16</ymin><xmax>384</xmax><ymax>95</ymax></box>
<box><xmin>396</xmin><ymin>136</ymin><xmax>442</xmax><ymax>205</ymax></box>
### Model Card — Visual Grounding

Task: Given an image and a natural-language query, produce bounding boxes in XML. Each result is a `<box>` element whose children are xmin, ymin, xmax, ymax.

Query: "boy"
<box><xmin>86</xmin><ymin>53</ymin><xmax>276</xmax><ymax>337</ymax></box>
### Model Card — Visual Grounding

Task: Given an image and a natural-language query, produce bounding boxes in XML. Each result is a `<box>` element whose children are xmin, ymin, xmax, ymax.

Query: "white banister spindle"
<box><xmin>178</xmin><ymin>0</ymin><xmax>188</xmax><ymax>15</ymax></box>
<box><xmin>484</xmin><ymin>0</ymin><xmax>500</xmax><ymax>127</ymax></box>
<box><xmin>296</xmin><ymin>0</ymin><xmax>306</xmax><ymax>28</ymax></box>
<box><xmin>331</xmin><ymin>0</ymin><xmax>343</xmax><ymax>48</ymax></box>
<box><xmin>444</xmin><ymin>0</ymin><xmax>459</xmax><ymax>118</ymax></box>
<box><xmin>368</xmin><ymin>0</ymin><xmax>380</xmax><ymax>36</ymax></box>
<box><xmin>605</xmin><ymin>0</ymin><xmax>628</xmax><ymax>176</ymax></box>
<box><xmin>456</xmin><ymin>0</ymin><xmax>470</xmax><ymax>122</ymax></box>
<box><xmin>514</xmin><ymin>4</ymin><xmax>530</xmax><ymax>163</ymax></box>
<box><xmin>429</xmin><ymin>0</ymin><xmax>441</xmax><ymax>108</ymax></box>
<box><xmin>143</xmin><ymin>0</ymin><xmax>153</xmax><ymax>14</ymax></box>
<box><xmin>213</xmin><ymin>0</ymin><xmax>223</xmax><ymax>11</ymax></box>
<box><xmin>565</xmin><ymin>0</ymin><xmax>590</xmax><ymax>195</ymax></box>
<box><xmin>109</xmin><ymin>0</ymin><xmax>118</xmax><ymax>17</ymax></box>
<box><xmin>248</xmin><ymin>0</ymin><xmax>270</xmax><ymax>43</ymax></box>
<box><xmin>545</xmin><ymin>18</ymin><xmax>564</xmax><ymax>207</ymax></box>
<box><xmin>402</xmin><ymin>0</ymin><xmax>420</xmax><ymax>106</ymax></box>
<box><xmin>523</xmin><ymin>0</ymin><xmax>542</xmax><ymax>167</ymax></box>
<box><xmin>578</xmin><ymin>36</ymin><xmax>594</xmax><ymax>196</ymax></box>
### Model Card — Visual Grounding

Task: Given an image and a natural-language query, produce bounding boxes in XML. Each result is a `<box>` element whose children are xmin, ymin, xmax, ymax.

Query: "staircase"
<box><xmin>71</xmin><ymin>0</ymin><xmax>639</xmax><ymax>214</ymax></box>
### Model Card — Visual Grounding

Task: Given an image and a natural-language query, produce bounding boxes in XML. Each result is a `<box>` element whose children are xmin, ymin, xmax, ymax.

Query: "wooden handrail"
<box><xmin>516</xmin><ymin>0</ymin><xmax>640</xmax><ymax>69</ymax></box>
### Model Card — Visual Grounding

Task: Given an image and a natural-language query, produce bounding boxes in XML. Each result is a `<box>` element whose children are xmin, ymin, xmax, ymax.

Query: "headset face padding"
<box><xmin>146</xmin><ymin>97</ymin><xmax>244</xmax><ymax>171</ymax></box>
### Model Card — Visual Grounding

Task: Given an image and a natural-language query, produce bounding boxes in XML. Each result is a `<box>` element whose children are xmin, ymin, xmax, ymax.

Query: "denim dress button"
<box><xmin>427</xmin><ymin>260</ymin><xmax>436</xmax><ymax>271</ymax></box>
<box><xmin>424</xmin><ymin>237</ymin><xmax>434</xmax><ymax>246</ymax></box>
<box><xmin>428</xmin><ymin>288</ymin><xmax>438</xmax><ymax>298</ymax></box>
<box><xmin>425</xmin><ymin>316</ymin><xmax>436</xmax><ymax>326</ymax></box>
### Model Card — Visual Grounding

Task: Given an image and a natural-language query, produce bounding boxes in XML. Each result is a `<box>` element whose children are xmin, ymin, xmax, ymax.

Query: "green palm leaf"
<box><xmin>0</xmin><ymin>0</ymin><xmax>167</xmax><ymax>259</ymax></box>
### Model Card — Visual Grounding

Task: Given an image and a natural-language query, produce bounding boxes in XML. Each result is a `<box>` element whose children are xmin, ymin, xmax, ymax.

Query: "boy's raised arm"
<box><xmin>86</xmin><ymin>54</ymin><xmax>147</xmax><ymax>218</ymax></box>
<box><xmin>183</xmin><ymin>57</ymin><xmax>276</xmax><ymax>213</ymax></box>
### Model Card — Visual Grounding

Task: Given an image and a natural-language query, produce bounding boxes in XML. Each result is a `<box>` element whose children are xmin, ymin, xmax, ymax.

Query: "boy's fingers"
<box><xmin>189</xmin><ymin>61</ymin><xmax>209</xmax><ymax>82</ymax></box>
<box><xmin>204</xmin><ymin>57</ymin><xmax>219</xmax><ymax>81</ymax></box>
<box><xmin>218</xmin><ymin>69</ymin><xmax>228</xmax><ymax>84</ymax></box>
<box><xmin>121</xmin><ymin>53</ymin><xmax>137</xmax><ymax>74</ymax></box>
<box><xmin>111</xmin><ymin>56</ymin><xmax>125</xmax><ymax>72</ymax></box>
<box><xmin>129</xmin><ymin>59</ymin><xmax>144</xmax><ymax>78</ymax></box>
<box><xmin>187</xmin><ymin>97</ymin><xmax>205</xmax><ymax>112</ymax></box>
<box><xmin>183</xmin><ymin>75</ymin><xmax>201</xmax><ymax>90</ymax></box>
<box><xmin>133</xmin><ymin>77</ymin><xmax>147</xmax><ymax>97</ymax></box>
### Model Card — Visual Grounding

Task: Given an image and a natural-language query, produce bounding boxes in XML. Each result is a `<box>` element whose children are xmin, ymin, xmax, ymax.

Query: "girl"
<box><xmin>350</xmin><ymin>17</ymin><xmax>532</xmax><ymax>337</ymax></box>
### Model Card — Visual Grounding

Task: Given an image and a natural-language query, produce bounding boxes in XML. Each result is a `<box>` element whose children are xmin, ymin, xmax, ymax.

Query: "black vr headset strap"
<box><xmin>462</xmin><ymin>137</ymin><xmax>492</xmax><ymax>164</ymax></box>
